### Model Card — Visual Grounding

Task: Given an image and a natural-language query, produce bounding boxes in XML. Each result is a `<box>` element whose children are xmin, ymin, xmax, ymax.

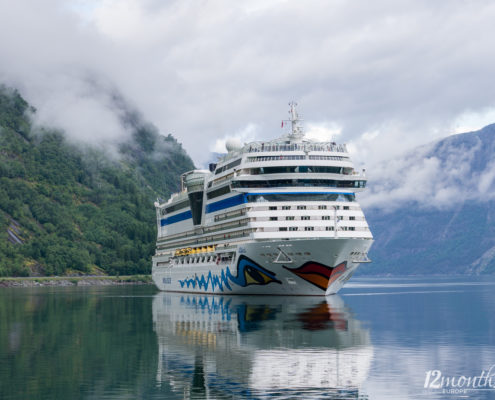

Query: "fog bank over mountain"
<box><xmin>361</xmin><ymin>124</ymin><xmax>495</xmax><ymax>211</ymax></box>
<box><xmin>360</xmin><ymin>124</ymin><xmax>495</xmax><ymax>275</ymax></box>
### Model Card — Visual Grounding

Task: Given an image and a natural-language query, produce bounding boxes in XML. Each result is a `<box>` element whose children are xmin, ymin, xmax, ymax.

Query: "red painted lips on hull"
<box><xmin>283</xmin><ymin>261</ymin><xmax>347</xmax><ymax>291</ymax></box>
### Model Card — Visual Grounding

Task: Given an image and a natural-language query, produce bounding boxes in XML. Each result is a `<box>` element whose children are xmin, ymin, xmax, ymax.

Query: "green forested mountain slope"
<box><xmin>0</xmin><ymin>86</ymin><xmax>194</xmax><ymax>276</ymax></box>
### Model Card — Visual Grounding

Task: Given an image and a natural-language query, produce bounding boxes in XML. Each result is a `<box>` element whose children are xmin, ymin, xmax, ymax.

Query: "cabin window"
<box><xmin>214</xmin><ymin>158</ymin><xmax>242</xmax><ymax>174</ymax></box>
<box><xmin>207</xmin><ymin>185</ymin><xmax>231</xmax><ymax>199</ymax></box>
<box><xmin>165</xmin><ymin>200</ymin><xmax>190</xmax><ymax>213</ymax></box>
<box><xmin>250</xmin><ymin>165</ymin><xmax>342</xmax><ymax>174</ymax></box>
<box><xmin>232</xmin><ymin>179</ymin><xmax>363</xmax><ymax>190</ymax></box>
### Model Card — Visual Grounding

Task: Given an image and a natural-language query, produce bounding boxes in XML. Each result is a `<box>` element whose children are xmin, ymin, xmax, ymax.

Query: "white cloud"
<box><xmin>1</xmin><ymin>0</ymin><xmax>495</xmax><ymax>170</ymax></box>
<box><xmin>32</xmin><ymin>75</ymin><xmax>130</xmax><ymax>149</ymax></box>
<box><xmin>451</xmin><ymin>108</ymin><xmax>495</xmax><ymax>134</ymax></box>
<box><xmin>211</xmin><ymin>123</ymin><xmax>260</xmax><ymax>154</ymax></box>
<box><xmin>478</xmin><ymin>161</ymin><xmax>495</xmax><ymax>195</ymax></box>
<box><xmin>304</xmin><ymin>122</ymin><xmax>342</xmax><ymax>142</ymax></box>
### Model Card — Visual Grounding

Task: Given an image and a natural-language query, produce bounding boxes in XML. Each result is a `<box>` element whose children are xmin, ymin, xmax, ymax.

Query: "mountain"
<box><xmin>4</xmin><ymin>83</ymin><xmax>492</xmax><ymax>278</ymax></box>
<box><xmin>359</xmin><ymin>123</ymin><xmax>495</xmax><ymax>275</ymax></box>
<box><xmin>0</xmin><ymin>85</ymin><xmax>194</xmax><ymax>277</ymax></box>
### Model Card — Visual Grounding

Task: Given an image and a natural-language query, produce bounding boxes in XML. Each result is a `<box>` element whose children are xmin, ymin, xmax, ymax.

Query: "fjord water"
<box><xmin>1</xmin><ymin>278</ymin><xmax>494</xmax><ymax>399</ymax></box>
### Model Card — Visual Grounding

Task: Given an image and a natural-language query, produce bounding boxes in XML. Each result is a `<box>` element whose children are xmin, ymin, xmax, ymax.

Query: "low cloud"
<box><xmin>477</xmin><ymin>161</ymin><xmax>495</xmax><ymax>195</ymax></box>
<box><xmin>32</xmin><ymin>76</ymin><xmax>134</xmax><ymax>148</ymax></box>
<box><xmin>359</xmin><ymin>130</ymin><xmax>495</xmax><ymax>211</ymax></box>
<box><xmin>211</xmin><ymin>123</ymin><xmax>259</xmax><ymax>154</ymax></box>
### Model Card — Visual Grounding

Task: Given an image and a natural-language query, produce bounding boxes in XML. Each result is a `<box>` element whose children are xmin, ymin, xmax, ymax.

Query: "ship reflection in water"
<box><xmin>152</xmin><ymin>293</ymin><xmax>373</xmax><ymax>399</ymax></box>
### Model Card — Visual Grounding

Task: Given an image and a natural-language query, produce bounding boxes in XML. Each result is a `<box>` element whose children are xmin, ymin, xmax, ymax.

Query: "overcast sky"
<box><xmin>1</xmin><ymin>0</ymin><xmax>495</xmax><ymax>170</ymax></box>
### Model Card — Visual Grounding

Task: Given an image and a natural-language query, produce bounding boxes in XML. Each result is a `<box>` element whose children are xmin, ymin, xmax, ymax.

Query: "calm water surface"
<box><xmin>1</xmin><ymin>277</ymin><xmax>494</xmax><ymax>399</ymax></box>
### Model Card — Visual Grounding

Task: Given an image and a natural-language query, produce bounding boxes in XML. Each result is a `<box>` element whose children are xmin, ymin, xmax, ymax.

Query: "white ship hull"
<box><xmin>152</xmin><ymin>238</ymin><xmax>372</xmax><ymax>295</ymax></box>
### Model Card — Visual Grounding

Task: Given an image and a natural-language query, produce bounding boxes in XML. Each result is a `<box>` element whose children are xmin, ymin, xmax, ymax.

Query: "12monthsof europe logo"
<box><xmin>424</xmin><ymin>365</ymin><xmax>495</xmax><ymax>395</ymax></box>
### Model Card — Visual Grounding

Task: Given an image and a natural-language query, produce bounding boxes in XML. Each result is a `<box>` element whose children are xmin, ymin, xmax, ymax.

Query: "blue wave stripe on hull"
<box><xmin>179</xmin><ymin>268</ymin><xmax>233</xmax><ymax>291</ymax></box>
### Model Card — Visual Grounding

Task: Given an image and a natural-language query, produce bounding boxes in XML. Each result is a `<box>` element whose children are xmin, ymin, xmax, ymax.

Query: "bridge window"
<box><xmin>246</xmin><ymin>194</ymin><xmax>356</xmax><ymax>203</ymax></box>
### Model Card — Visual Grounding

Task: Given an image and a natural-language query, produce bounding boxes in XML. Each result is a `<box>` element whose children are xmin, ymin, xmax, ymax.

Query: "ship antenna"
<box><xmin>286</xmin><ymin>101</ymin><xmax>304</xmax><ymax>140</ymax></box>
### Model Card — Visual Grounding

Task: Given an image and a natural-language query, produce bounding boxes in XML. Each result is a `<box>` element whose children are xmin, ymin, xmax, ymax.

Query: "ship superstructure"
<box><xmin>152</xmin><ymin>103</ymin><xmax>372</xmax><ymax>295</ymax></box>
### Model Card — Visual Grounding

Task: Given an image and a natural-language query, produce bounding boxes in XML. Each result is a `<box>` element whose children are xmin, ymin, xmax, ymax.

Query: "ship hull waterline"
<box><xmin>152</xmin><ymin>238</ymin><xmax>372</xmax><ymax>296</ymax></box>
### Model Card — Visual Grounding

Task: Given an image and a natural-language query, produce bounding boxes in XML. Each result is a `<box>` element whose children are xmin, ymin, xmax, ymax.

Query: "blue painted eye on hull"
<box><xmin>230</xmin><ymin>255</ymin><xmax>282</xmax><ymax>287</ymax></box>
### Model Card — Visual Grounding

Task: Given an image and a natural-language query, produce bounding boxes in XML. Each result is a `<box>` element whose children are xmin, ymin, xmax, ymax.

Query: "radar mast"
<box><xmin>287</xmin><ymin>101</ymin><xmax>304</xmax><ymax>141</ymax></box>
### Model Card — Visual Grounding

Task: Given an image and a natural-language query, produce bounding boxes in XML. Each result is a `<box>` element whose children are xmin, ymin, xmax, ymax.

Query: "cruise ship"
<box><xmin>152</xmin><ymin>103</ymin><xmax>372</xmax><ymax>295</ymax></box>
